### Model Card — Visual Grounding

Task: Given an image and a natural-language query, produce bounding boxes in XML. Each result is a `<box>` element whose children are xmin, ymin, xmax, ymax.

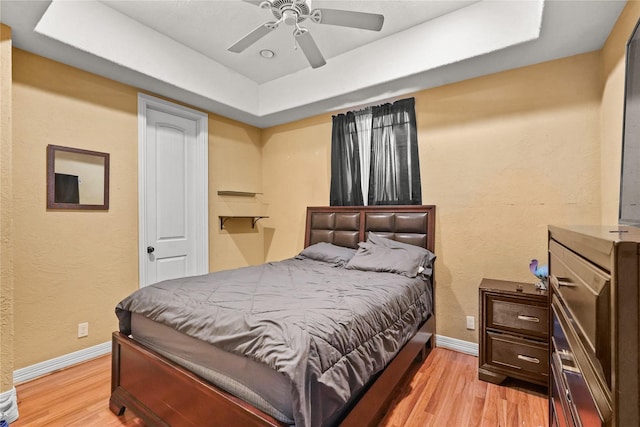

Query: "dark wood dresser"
<box><xmin>478</xmin><ymin>278</ymin><xmax>549</xmax><ymax>387</ymax></box>
<box><xmin>548</xmin><ymin>225</ymin><xmax>640</xmax><ymax>427</ymax></box>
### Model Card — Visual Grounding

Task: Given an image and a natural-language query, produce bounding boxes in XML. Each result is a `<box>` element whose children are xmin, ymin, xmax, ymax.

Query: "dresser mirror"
<box><xmin>619</xmin><ymin>18</ymin><xmax>640</xmax><ymax>225</ymax></box>
<box><xmin>47</xmin><ymin>145</ymin><xmax>110</xmax><ymax>210</ymax></box>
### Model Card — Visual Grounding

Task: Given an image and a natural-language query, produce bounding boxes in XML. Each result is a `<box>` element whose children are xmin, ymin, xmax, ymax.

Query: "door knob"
<box><xmin>147</xmin><ymin>246</ymin><xmax>155</xmax><ymax>254</ymax></box>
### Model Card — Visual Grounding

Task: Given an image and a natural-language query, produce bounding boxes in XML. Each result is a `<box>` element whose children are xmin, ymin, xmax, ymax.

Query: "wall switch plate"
<box><xmin>466</xmin><ymin>316</ymin><xmax>475</xmax><ymax>330</ymax></box>
<box><xmin>78</xmin><ymin>322</ymin><xmax>89</xmax><ymax>338</ymax></box>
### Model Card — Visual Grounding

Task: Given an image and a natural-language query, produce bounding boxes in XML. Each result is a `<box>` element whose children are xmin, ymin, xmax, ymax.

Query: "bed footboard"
<box><xmin>111</xmin><ymin>315</ymin><xmax>434</xmax><ymax>427</ymax></box>
<box><xmin>110</xmin><ymin>332</ymin><xmax>287</xmax><ymax>427</ymax></box>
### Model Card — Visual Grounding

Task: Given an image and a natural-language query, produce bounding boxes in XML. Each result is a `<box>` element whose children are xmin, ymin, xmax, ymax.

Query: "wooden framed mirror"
<box><xmin>47</xmin><ymin>145</ymin><xmax>110</xmax><ymax>210</ymax></box>
<box><xmin>620</xmin><ymin>18</ymin><xmax>640</xmax><ymax>225</ymax></box>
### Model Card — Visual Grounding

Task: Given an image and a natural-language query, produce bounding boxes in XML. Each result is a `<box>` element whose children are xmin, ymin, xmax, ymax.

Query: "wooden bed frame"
<box><xmin>110</xmin><ymin>205</ymin><xmax>436</xmax><ymax>427</ymax></box>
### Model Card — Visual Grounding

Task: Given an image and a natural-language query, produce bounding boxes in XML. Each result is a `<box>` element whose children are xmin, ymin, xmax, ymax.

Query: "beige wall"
<box><xmin>6</xmin><ymin>1</ymin><xmax>640</xmax><ymax>370</ymax></box>
<box><xmin>11</xmin><ymin>49</ymin><xmax>263</xmax><ymax>369</ymax></box>
<box><xmin>263</xmin><ymin>52</ymin><xmax>603</xmax><ymax>343</ymax></box>
<box><xmin>1</xmin><ymin>24</ymin><xmax>15</xmax><ymax>392</ymax></box>
<box><xmin>262</xmin><ymin>114</ymin><xmax>333</xmax><ymax>260</ymax></box>
<box><xmin>12</xmin><ymin>49</ymin><xmax>140</xmax><ymax>367</ymax></box>
<box><xmin>209</xmin><ymin>115</ymin><xmax>265</xmax><ymax>270</ymax></box>
<box><xmin>601</xmin><ymin>1</ymin><xmax>640</xmax><ymax>224</ymax></box>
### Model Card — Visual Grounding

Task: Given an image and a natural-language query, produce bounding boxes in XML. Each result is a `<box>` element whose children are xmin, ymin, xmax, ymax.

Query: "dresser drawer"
<box><xmin>487</xmin><ymin>294</ymin><xmax>548</xmax><ymax>338</ymax></box>
<box><xmin>549</xmin><ymin>240</ymin><xmax>610</xmax><ymax>359</ymax></box>
<box><xmin>486</xmin><ymin>331</ymin><xmax>549</xmax><ymax>377</ymax></box>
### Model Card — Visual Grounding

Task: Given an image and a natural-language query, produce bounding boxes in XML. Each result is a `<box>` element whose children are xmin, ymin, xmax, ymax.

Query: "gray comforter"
<box><xmin>116</xmin><ymin>257</ymin><xmax>432</xmax><ymax>427</ymax></box>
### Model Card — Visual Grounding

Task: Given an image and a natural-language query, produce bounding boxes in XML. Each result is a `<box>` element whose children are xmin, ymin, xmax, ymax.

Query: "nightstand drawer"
<box><xmin>479</xmin><ymin>279</ymin><xmax>548</xmax><ymax>387</ymax></box>
<box><xmin>486</xmin><ymin>331</ymin><xmax>549</xmax><ymax>377</ymax></box>
<box><xmin>488</xmin><ymin>297</ymin><xmax>548</xmax><ymax>337</ymax></box>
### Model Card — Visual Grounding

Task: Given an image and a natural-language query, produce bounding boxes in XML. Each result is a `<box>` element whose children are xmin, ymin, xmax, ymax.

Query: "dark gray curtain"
<box><xmin>330</xmin><ymin>98</ymin><xmax>421</xmax><ymax>206</ymax></box>
<box><xmin>330</xmin><ymin>112</ymin><xmax>363</xmax><ymax>206</ymax></box>
<box><xmin>368</xmin><ymin>98</ymin><xmax>421</xmax><ymax>205</ymax></box>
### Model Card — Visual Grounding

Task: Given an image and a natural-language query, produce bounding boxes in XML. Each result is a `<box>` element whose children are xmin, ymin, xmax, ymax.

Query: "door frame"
<box><xmin>137</xmin><ymin>93</ymin><xmax>209</xmax><ymax>287</ymax></box>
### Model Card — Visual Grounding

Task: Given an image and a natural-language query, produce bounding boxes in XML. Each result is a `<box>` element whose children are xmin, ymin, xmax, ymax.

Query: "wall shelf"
<box><xmin>219</xmin><ymin>215</ymin><xmax>268</xmax><ymax>229</ymax></box>
<box><xmin>217</xmin><ymin>191</ymin><xmax>262</xmax><ymax>197</ymax></box>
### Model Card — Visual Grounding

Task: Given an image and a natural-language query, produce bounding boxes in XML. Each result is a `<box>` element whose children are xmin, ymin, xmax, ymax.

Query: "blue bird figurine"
<box><xmin>529</xmin><ymin>259</ymin><xmax>548</xmax><ymax>290</ymax></box>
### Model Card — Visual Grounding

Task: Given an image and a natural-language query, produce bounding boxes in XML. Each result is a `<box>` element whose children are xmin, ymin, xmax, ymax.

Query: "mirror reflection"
<box><xmin>47</xmin><ymin>145</ymin><xmax>109</xmax><ymax>210</ymax></box>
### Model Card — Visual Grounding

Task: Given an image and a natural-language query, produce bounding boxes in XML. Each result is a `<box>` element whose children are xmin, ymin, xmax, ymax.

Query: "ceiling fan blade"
<box><xmin>228</xmin><ymin>23</ymin><xmax>276</xmax><ymax>53</ymax></box>
<box><xmin>295</xmin><ymin>30</ymin><xmax>326</xmax><ymax>69</ymax></box>
<box><xmin>312</xmin><ymin>8</ymin><xmax>384</xmax><ymax>31</ymax></box>
<box><xmin>242</xmin><ymin>0</ymin><xmax>264</xmax><ymax>6</ymax></box>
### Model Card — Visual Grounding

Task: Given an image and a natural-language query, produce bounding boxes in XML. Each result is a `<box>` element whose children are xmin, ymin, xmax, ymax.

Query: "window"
<box><xmin>330</xmin><ymin>98</ymin><xmax>421</xmax><ymax>206</ymax></box>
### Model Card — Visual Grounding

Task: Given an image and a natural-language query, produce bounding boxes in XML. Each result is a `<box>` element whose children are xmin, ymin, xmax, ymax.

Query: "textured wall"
<box><xmin>11</xmin><ymin>49</ymin><xmax>264</xmax><ymax>368</ymax></box>
<box><xmin>8</xmin><ymin>3</ymin><xmax>639</xmax><ymax>368</ymax></box>
<box><xmin>208</xmin><ymin>115</ymin><xmax>265</xmax><ymax>271</ymax></box>
<box><xmin>0</xmin><ymin>24</ymin><xmax>14</xmax><ymax>393</ymax></box>
<box><xmin>416</xmin><ymin>53</ymin><xmax>601</xmax><ymax>342</ymax></box>
<box><xmin>261</xmin><ymin>114</ymin><xmax>333</xmax><ymax>261</ymax></box>
<box><xmin>262</xmin><ymin>52</ymin><xmax>602</xmax><ymax>343</ymax></box>
<box><xmin>12</xmin><ymin>49</ymin><xmax>140</xmax><ymax>368</ymax></box>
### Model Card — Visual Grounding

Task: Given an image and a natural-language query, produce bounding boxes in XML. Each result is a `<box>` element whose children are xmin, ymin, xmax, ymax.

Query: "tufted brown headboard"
<box><xmin>304</xmin><ymin>205</ymin><xmax>436</xmax><ymax>252</ymax></box>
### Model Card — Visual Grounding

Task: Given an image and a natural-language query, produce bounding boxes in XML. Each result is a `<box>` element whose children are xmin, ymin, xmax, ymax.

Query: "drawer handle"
<box><xmin>551</xmin><ymin>275</ymin><xmax>576</xmax><ymax>288</ymax></box>
<box><xmin>555</xmin><ymin>350</ymin><xmax>580</xmax><ymax>373</ymax></box>
<box><xmin>517</xmin><ymin>354</ymin><xmax>540</xmax><ymax>364</ymax></box>
<box><xmin>517</xmin><ymin>315</ymin><xmax>540</xmax><ymax>323</ymax></box>
<box><xmin>557</xmin><ymin>280</ymin><xmax>576</xmax><ymax>288</ymax></box>
<box><xmin>558</xmin><ymin>348</ymin><xmax>573</xmax><ymax>361</ymax></box>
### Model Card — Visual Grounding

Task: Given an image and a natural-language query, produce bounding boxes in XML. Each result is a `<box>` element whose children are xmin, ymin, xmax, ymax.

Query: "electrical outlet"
<box><xmin>466</xmin><ymin>316</ymin><xmax>475</xmax><ymax>330</ymax></box>
<box><xmin>78</xmin><ymin>322</ymin><xmax>89</xmax><ymax>338</ymax></box>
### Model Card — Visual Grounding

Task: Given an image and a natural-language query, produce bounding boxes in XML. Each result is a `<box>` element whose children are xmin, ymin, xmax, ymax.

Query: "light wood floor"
<box><xmin>11</xmin><ymin>347</ymin><xmax>548</xmax><ymax>427</ymax></box>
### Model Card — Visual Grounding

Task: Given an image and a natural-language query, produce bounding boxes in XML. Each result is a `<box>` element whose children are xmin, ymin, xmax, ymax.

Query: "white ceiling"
<box><xmin>104</xmin><ymin>0</ymin><xmax>479</xmax><ymax>83</ymax></box>
<box><xmin>0</xmin><ymin>0</ymin><xmax>628</xmax><ymax>128</ymax></box>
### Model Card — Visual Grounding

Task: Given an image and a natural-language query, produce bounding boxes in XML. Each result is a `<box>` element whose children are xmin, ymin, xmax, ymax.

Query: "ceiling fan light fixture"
<box><xmin>282</xmin><ymin>9</ymin><xmax>298</xmax><ymax>26</ymax></box>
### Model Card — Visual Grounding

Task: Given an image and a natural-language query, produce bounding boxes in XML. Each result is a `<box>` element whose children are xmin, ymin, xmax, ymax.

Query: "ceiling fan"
<box><xmin>228</xmin><ymin>0</ymin><xmax>385</xmax><ymax>69</ymax></box>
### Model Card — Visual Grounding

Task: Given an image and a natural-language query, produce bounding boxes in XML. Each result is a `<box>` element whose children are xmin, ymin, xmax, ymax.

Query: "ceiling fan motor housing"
<box><xmin>270</xmin><ymin>0</ymin><xmax>311</xmax><ymax>24</ymax></box>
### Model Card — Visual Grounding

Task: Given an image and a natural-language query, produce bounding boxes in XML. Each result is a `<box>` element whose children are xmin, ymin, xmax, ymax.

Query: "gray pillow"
<box><xmin>345</xmin><ymin>241</ymin><xmax>425</xmax><ymax>277</ymax></box>
<box><xmin>345</xmin><ymin>233</ymin><xmax>436</xmax><ymax>277</ymax></box>
<box><xmin>367</xmin><ymin>232</ymin><xmax>436</xmax><ymax>271</ymax></box>
<box><xmin>297</xmin><ymin>242</ymin><xmax>356</xmax><ymax>266</ymax></box>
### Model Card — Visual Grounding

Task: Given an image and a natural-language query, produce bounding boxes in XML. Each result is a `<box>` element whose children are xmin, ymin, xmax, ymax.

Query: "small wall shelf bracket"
<box><xmin>219</xmin><ymin>216</ymin><xmax>268</xmax><ymax>230</ymax></box>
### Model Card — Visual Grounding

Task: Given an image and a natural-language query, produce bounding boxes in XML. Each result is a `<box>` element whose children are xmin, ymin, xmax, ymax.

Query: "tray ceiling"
<box><xmin>1</xmin><ymin>0</ymin><xmax>627</xmax><ymax>127</ymax></box>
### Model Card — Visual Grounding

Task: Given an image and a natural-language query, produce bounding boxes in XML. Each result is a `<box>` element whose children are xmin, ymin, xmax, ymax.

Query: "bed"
<box><xmin>110</xmin><ymin>205</ymin><xmax>436</xmax><ymax>427</ymax></box>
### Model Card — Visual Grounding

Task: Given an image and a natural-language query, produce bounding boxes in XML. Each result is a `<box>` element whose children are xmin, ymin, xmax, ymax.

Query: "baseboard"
<box><xmin>436</xmin><ymin>334</ymin><xmax>479</xmax><ymax>356</ymax></box>
<box><xmin>11</xmin><ymin>336</ymin><xmax>476</xmax><ymax>384</ymax></box>
<box><xmin>0</xmin><ymin>387</ymin><xmax>18</xmax><ymax>423</ymax></box>
<box><xmin>13</xmin><ymin>341</ymin><xmax>111</xmax><ymax>385</ymax></box>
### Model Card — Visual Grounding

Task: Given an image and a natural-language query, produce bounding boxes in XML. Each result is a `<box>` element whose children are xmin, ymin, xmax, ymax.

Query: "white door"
<box><xmin>138</xmin><ymin>94</ymin><xmax>208</xmax><ymax>287</ymax></box>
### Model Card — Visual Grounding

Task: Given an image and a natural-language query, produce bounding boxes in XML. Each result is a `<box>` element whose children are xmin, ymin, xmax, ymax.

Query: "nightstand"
<box><xmin>478</xmin><ymin>278</ymin><xmax>549</xmax><ymax>387</ymax></box>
